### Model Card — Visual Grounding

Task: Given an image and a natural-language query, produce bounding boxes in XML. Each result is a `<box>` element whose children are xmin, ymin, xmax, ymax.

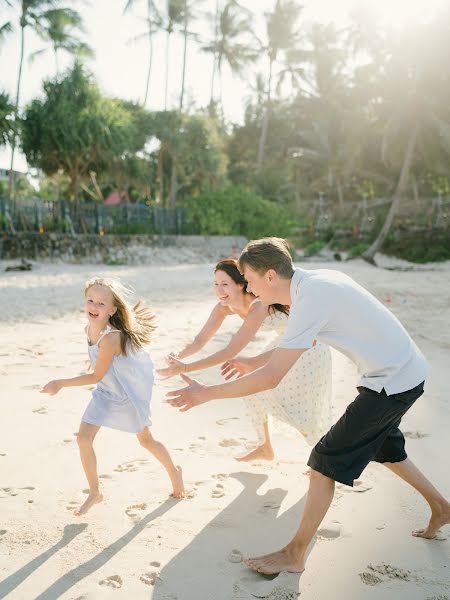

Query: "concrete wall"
<box><xmin>0</xmin><ymin>233</ymin><xmax>247</xmax><ymax>264</ymax></box>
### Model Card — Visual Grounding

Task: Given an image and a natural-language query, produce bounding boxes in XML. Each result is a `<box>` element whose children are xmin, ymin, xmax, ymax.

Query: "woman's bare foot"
<box><xmin>244</xmin><ymin>547</ymin><xmax>305</xmax><ymax>575</ymax></box>
<box><xmin>170</xmin><ymin>466</ymin><xmax>185</xmax><ymax>499</ymax></box>
<box><xmin>235</xmin><ymin>443</ymin><xmax>274</xmax><ymax>462</ymax></box>
<box><xmin>74</xmin><ymin>492</ymin><xmax>103</xmax><ymax>516</ymax></box>
<box><xmin>413</xmin><ymin>502</ymin><xmax>450</xmax><ymax>539</ymax></box>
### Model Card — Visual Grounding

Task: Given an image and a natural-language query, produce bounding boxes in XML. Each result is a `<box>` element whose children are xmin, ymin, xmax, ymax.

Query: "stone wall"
<box><xmin>0</xmin><ymin>233</ymin><xmax>247</xmax><ymax>264</ymax></box>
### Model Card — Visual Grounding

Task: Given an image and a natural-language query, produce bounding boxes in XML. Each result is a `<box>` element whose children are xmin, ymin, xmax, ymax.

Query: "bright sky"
<box><xmin>0</xmin><ymin>0</ymin><xmax>444</xmax><ymax>171</ymax></box>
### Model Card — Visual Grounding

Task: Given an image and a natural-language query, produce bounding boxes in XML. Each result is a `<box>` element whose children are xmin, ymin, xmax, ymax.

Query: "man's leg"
<box><xmin>384</xmin><ymin>458</ymin><xmax>450</xmax><ymax>538</ymax></box>
<box><xmin>245</xmin><ymin>469</ymin><xmax>335</xmax><ymax>574</ymax></box>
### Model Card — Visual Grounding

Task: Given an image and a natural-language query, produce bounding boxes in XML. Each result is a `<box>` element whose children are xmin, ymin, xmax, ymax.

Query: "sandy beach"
<box><xmin>1</xmin><ymin>257</ymin><xmax>449</xmax><ymax>600</ymax></box>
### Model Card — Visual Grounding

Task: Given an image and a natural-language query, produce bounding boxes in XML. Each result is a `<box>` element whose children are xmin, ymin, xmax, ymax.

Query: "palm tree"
<box><xmin>256</xmin><ymin>0</ymin><xmax>302</xmax><ymax>174</ymax></box>
<box><xmin>6</xmin><ymin>0</ymin><xmax>88</xmax><ymax>199</ymax></box>
<box><xmin>163</xmin><ymin>0</ymin><xmax>185</xmax><ymax>110</ymax></box>
<box><xmin>290</xmin><ymin>23</ymin><xmax>362</xmax><ymax>210</ymax></box>
<box><xmin>29</xmin><ymin>8</ymin><xmax>93</xmax><ymax>74</ymax></box>
<box><xmin>179</xmin><ymin>0</ymin><xmax>203</xmax><ymax>111</ymax></box>
<box><xmin>202</xmin><ymin>0</ymin><xmax>256</xmax><ymax>110</ymax></box>
<box><xmin>360</xmin><ymin>16</ymin><xmax>450</xmax><ymax>262</ymax></box>
<box><xmin>124</xmin><ymin>0</ymin><xmax>161</xmax><ymax>107</ymax></box>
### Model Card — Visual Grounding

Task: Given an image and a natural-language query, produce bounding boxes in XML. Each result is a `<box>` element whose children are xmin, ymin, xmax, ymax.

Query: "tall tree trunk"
<box><xmin>158</xmin><ymin>146</ymin><xmax>164</xmax><ymax>205</ymax></box>
<box><xmin>179</xmin><ymin>2</ymin><xmax>188</xmax><ymax>111</ymax></box>
<box><xmin>256</xmin><ymin>57</ymin><xmax>273</xmax><ymax>174</ymax></box>
<box><xmin>54</xmin><ymin>47</ymin><xmax>60</xmax><ymax>76</ymax></box>
<box><xmin>169</xmin><ymin>160</ymin><xmax>177</xmax><ymax>208</ymax></box>
<box><xmin>8</xmin><ymin>20</ymin><xmax>26</xmax><ymax>199</ymax></box>
<box><xmin>411</xmin><ymin>175</ymin><xmax>420</xmax><ymax>208</ymax></box>
<box><xmin>143</xmin><ymin>3</ymin><xmax>154</xmax><ymax>107</ymax></box>
<box><xmin>164</xmin><ymin>31</ymin><xmax>171</xmax><ymax>110</ymax></box>
<box><xmin>209</xmin><ymin>0</ymin><xmax>219</xmax><ymax>112</ymax></box>
<box><xmin>362</xmin><ymin>124</ymin><xmax>419</xmax><ymax>264</ymax></box>
<box><xmin>336</xmin><ymin>178</ymin><xmax>344</xmax><ymax>211</ymax></box>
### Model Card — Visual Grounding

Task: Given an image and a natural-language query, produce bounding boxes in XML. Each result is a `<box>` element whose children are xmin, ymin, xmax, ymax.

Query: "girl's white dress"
<box><xmin>82</xmin><ymin>326</ymin><xmax>154</xmax><ymax>433</ymax></box>
<box><xmin>245</xmin><ymin>307</ymin><xmax>333</xmax><ymax>446</ymax></box>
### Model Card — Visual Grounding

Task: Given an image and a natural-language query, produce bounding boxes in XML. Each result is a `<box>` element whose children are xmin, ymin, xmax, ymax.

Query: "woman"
<box><xmin>157</xmin><ymin>259</ymin><xmax>332</xmax><ymax>460</ymax></box>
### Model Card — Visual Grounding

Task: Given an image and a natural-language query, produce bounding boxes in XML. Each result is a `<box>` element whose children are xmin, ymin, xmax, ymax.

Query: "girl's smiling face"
<box><xmin>85</xmin><ymin>284</ymin><xmax>117</xmax><ymax>324</ymax></box>
<box><xmin>214</xmin><ymin>270</ymin><xmax>244</xmax><ymax>307</ymax></box>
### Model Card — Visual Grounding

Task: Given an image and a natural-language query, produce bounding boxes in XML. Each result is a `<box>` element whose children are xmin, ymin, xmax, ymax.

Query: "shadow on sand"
<box><xmin>0</xmin><ymin>499</ymin><xmax>175</xmax><ymax>600</ymax></box>
<box><xmin>151</xmin><ymin>471</ymin><xmax>309</xmax><ymax>600</ymax></box>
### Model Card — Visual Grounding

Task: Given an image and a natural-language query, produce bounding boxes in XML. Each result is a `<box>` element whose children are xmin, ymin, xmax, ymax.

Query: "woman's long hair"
<box><xmin>215</xmin><ymin>259</ymin><xmax>289</xmax><ymax>316</ymax></box>
<box><xmin>85</xmin><ymin>277</ymin><xmax>156</xmax><ymax>355</ymax></box>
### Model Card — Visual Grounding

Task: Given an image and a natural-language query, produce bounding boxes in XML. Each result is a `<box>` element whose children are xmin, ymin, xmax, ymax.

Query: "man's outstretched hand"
<box><xmin>166</xmin><ymin>373</ymin><xmax>212</xmax><ymax>412</ymax></box>
<box><xmin>221</xmin><ymin>356</ymin><xmax>256</xmax><ymax>380</ymax></box>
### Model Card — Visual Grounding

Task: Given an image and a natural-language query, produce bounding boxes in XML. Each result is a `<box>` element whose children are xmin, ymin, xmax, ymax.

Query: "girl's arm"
<box><xmin>174</xmin><ymin>303</ymin><xmax>228</xmax><ymax>359</ymax></box>
<box><xmin>41</xmin><ymin>334</ymin><xmax>119</xmax><ymax>396</ymax></box>
<box><xmin>158</xmin><ymin>303</ymin><xmax>268</xmax><ymax>378</ymax></box>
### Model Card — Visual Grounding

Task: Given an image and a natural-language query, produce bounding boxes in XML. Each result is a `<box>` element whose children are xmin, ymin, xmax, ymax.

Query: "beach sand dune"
<box><xmin>0</xmin><ymin>258</ymin><xmax>449</xmax><ymax>599</ymax></box>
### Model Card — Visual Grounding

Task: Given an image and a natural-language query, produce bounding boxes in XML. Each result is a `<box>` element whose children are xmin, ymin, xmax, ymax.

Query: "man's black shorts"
<box><xmin>307</xmin><ymin>382</ymin><xmax>425</xmax><ymax>487</ymax></box>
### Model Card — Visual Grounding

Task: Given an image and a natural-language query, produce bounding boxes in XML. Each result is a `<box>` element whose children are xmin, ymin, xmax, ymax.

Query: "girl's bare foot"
<box><xmin>74</xmin><ymin>492</ymin><xmax>103</xmax><ymax>516</ymax></box>
<box><xmin>244</xmin><ymin>546</ymin><xmax>305</xmax><ymax>575</ymax></box>
<box><xmin>413</xmin><ymin>503</ymin><xmax>450</xmax><ymax>539</ymax></box>
<box><xmin>170</xmin><ymin>466</ymin><xmax>185</xmax><ymax>499</ymax></box>
<box><xmin>235</xmin><ymin>443</ymin><xmax>274</xmax><ymax>462</ymax></box>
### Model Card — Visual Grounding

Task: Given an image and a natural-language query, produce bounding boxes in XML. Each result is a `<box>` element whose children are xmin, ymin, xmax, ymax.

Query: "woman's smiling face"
<box><xmin>214</xmin><ymin>270</ymin><xmax>244</xmax><ymax>307</ymax></box>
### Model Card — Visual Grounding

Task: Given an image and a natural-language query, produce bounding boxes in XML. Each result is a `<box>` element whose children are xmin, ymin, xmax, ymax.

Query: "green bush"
<box><xmin>303</xmin><ymin>239</ymin><xmax>327</xmax><ymax>256</ymax></box>
<box><xmin>182</xmin><ymin>185</ymin><xmax>293</xmax><ymax>238</ymax></box>
<box><xmin>348</xmin><ymin>242</ymin><xmax>370</xmax><ymax>257</ymax></box>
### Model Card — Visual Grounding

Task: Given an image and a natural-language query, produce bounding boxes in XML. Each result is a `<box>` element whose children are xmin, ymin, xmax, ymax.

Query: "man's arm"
<box><xmin>167</xmin><ymin>346</ymin><xmax>306</xmax><ymax>412</ymax></box>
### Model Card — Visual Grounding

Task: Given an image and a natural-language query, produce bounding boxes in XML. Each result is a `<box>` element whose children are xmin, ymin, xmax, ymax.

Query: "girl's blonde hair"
<box><xmin>85</xmin><ymin>277</ymin><xmax>156</xmax><ymax>355</ymax></box>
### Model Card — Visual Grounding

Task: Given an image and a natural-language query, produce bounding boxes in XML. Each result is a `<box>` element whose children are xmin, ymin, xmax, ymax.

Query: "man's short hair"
<box><xmin>238</xmin><ymin>237</ymin><xmax>294</xmax><ymax>279</ymax></box>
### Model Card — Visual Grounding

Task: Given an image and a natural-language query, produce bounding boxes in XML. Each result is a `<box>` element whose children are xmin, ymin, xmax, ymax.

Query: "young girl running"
<box><xmin>41</xmin><ymin>277</ymin><xmax>184</xmax><ymax>516</ymax></box>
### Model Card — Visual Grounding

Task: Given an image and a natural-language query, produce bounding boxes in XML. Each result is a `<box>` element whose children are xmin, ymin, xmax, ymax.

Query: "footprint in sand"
<box><xmin>66</xmin><ymin>501</ymin><xmax>79</xmax><ymax>511</ymax></box>
<box><xmin>114</xmin><ymin>458</ymin><xmax>148</xmax><ymax>472</ymax></box>
<box><xmin>99</xmin><ymin>575</ymin><xmax>123</xmax><ymax>589</ymax></box>
<box><xmin>99</xmin><ymin>474</ymin><xmax>113</xmax><ymax>479</ymax></box>
<box><xmin>219</xmin><ymin>438</ymin><xmax>240</xmax><ymax>448</ymax></box>
<box><xmin>32</xmin><ymin>406</ymin><xmax>48</xmax><ymax>415</ymax></box>
<box><xmin>140</xmin><ymin>571</ymin><xmax>160</xmax><ymax>586</ymax></box>
<box><xmin>211</xmin><ymin>488</ymin><xmax>225</xmax><ymax>499</ymax></box>
<box><xmin>359</xmin><ymin>571</ymin><xmax>383</xmax><ymax>586</ymax></box>
<box><xmin>212</xmin><ymin>473</ymin><xmax>228</xmax><ymax>481</ymax></box>
<box><xmin>259</xmin><ymin>500</ymin><xmax>281</xmax><ymax>514</ymax></box>
<box><xmin>22</xmin><ymin>384</ymin><xmax>41</xmax><ymax>390</ymax></box>
<box><xmin>150</xmin><ymin>561</ymin><xmax>161</xmax><ymax>567</ymax></box>
<box><xmin>216</xmin><ymin>417</ymin><xmax>239</xmax><ymax>426</ymax></box>
<box><xmin>362</xmin><ymin>563</ymin><xmax>413</xmax><ymax>583</ymax></box>
<box><xmin>404</xmin><ymin>430</ymin><xmax>428</xmax><ymax>439</ymax></box>
<box><xmin>317</xmin><ymin>523</ymin><xmax>341</xmax><ymax>540</ymax></box>
<box><xmin>0</xmin><ymin>486</ymin><xmax>35</xmax><ymax>498</ymax></box>
<box><xmin>0</xmin><ymin>452</ymin><xmax>6</xmax><ymax>457</ymax></box>
<box><xmin>0</xmin><ymin>530</ymin><xmax>7</xmax><ymax>536</ymax></box>
<box><xmin>125</xmin><ymin>503</ymin><xmax>147</xmax><ymax>518</ymax></box>
<box><xmin>228</xmin><ymin>549</ymin><xmax>243</xmax><ymax>563</ymax></box>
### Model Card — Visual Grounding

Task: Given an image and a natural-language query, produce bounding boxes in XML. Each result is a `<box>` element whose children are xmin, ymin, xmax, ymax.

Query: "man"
<box><xmin>167</xmin><ymin>237</ymin><xmax>450</xmax><ymax>575</ymax></box>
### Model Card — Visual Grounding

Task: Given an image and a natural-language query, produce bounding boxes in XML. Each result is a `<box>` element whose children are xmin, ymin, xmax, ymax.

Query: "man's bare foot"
<box><xmin>74</xmin><ymin>492</ymin><xmax>103</xmax><ymax>516</ymax></box>
<box><xmin>235</xmin><ymin>444</ymin><xmax>274</xmax><ymax>462</ymax></box>
<box><xmin>413</xmin><ymin>503</ymin><xmax>450</xmax><ymax>539</ymax></box>
<box><xmin>170</xmin><ymin>466</ymin><xmax>185</xmax><ymax>499</ymax></box>
<box><xmin>244</xmin><ymin>547</ymin><xmax>305</xmax><ymax>575</ymax></box>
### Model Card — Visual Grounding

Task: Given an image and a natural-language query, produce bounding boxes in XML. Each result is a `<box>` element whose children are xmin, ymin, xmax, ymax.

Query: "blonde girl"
<box><xmin>42</xmin><ymin>277</ymin><xmax>184</xmax><ymax>516</ymax></box>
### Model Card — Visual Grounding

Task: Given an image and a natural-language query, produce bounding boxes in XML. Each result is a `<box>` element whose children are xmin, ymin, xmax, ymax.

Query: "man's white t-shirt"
<box><xmin>279</xmin><ymin>268</ymin><xmax>429</xmax><ymax>394</ymax></box>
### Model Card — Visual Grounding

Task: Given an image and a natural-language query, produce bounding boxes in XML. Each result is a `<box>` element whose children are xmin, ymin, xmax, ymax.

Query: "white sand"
<box><xmin>0</xmin><ymin>257</ymin><xmax>449</xmax><ymax>599</ymax></box>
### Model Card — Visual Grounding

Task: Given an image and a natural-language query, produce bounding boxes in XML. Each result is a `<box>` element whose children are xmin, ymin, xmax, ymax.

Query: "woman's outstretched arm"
<box><xmin>158</xmin><ymin>303</ymin><xmax>268</xmax><ymax>378</ymax></box>
<box><xmin>174</xmin><ymin>303</ymin><xmax>229</xmax><ymax>359</ymax></box>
